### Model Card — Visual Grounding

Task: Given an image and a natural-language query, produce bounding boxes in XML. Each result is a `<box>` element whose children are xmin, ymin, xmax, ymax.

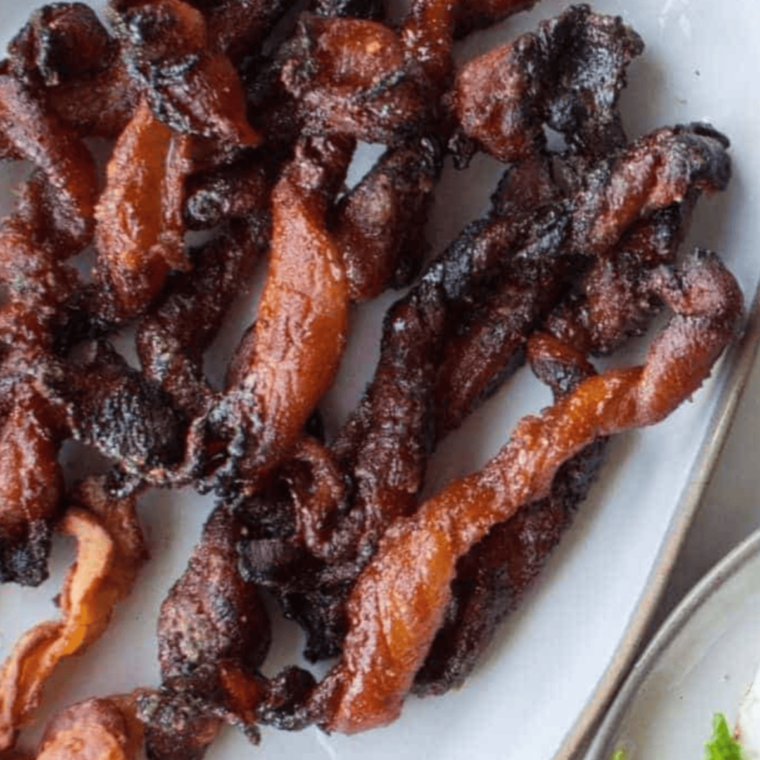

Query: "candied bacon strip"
<box><xmin>0</xmin><ymin>380</ymin><xmax>65</xmax><ymax>588</ymax></box>
<box><xmin>334</xmin><ymin>137</ymin><xmax>442</xmax><ymax>302</ymax></box>
<box><xmin>310</xmin><ymin>250</ymin><xmax>742</xmax><ymax>733</ymax></box>
<box><xmin>280</xmin><ymin>15</ymin><xmax>434</xmax><ymax>143</ymax></box>
<box><xmin>143</xmin><ymin>504</ymin><xmax>271</xmax><ymax>760</ymax></box>
<box><xmin>414</xmin><ymin>335</ymin><xmax>607</xmax><ymax>695</ymax></box>
<box><xmin>572</xmin><ymin>123</ymin><xmax>731</xmax><ymax>254</ymax></box>
<box><xmin>8</xmin><ymin>4</ymin><xmax>116</xmax><ymax>88</ymax></box>
<box><xmin>110</xmin><ymin>0</ymin><xmax>262</xmax><ymax>148</ymax></box>
<box><xmin>414</xmin><ymin>435</ymin><xmax>608</xmax><ymax>695</ymax></box>
<box><xmin>292</xmin><ymin>0</ymin><xmax>539</xmax><ymax>142</ymax></box>
<box><xmin>94</xmin><ymin>99</ymin><xmax>193</xmax><ymax>321</ymax></box>
<box><xmin>5</xmin><ymin>4</ymin><xmax>138</xmax><ymax>139</ymax></box>
<box><xmin>157</xmin><ymin>505</ymin><xmax>271</xmax><ymax>689</ymax></box>
<box><xmin>0</xmin><ymin>72</ymin><xmax>97</xmax><ymax>254</ymax></box>
<box><xmin>35</xmin><ymin>696</ymin><xmax>143</xmax><ymax>760</ymax></box>
<box><xmin>0</xmin><ymin>483</ymin><xmax>147</xmax><ymax>750</ymax></box>
<box><xmin>136</xmin><ymin>218</ymin><xmax>268</xmax><ymax>418</ymax></box>
<box><xmin>332</xmin><ymin>199</ymin><xmax>569</xmax><ymax>529</ymax></box>
<box><xmin>212</xmin><ymin>136</ymin><xmax>353</xmax><ymax>491</ymax></box>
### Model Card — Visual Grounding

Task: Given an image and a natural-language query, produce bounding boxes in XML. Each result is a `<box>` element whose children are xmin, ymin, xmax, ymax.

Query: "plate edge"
<box><xmin>554</xmin><ymin>275</ymin><xmax>760</xmax><ymax>760</ymax></box>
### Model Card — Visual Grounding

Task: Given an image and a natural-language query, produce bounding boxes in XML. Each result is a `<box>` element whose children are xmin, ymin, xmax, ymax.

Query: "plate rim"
<box><xmin>561</xmin><ymin>281</ymin><xmax>760</xmax><ymax>760</ymax></box>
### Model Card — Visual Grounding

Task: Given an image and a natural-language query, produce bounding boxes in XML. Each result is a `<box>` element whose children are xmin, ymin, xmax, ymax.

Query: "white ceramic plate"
<box><xmin>586</xmin><ymin>526</ymin><xmax>760</xmax><ymax>760</ymax></box>
<box><xmin>1</xmin><ymin>1</ymin><xmax>759</xmax><ymax>759</ymax></box>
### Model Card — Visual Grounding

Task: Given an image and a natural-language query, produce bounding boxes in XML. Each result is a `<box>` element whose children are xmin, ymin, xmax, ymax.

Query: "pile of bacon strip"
<box><xmin>0</xmin><ymin>0</ymin><xmax>744</xmax><ymax>757</ymax></box>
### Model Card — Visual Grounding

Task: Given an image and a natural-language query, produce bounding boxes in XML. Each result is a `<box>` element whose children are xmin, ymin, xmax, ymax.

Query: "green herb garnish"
<box><xmin>704</xmin><ymin>713</ymin><xmax>745</xmax><ymax>760</ymax></box>
<box><xmin>610</xmin><ymin>712</ymin><xmax>746</xmax><ymax>760</ymax></box>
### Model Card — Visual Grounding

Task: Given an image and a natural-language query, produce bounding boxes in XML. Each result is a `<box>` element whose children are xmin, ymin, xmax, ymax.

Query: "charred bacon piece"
<box><xmin>335</xmin><ymin>137</ymin><xmax>443</xmax><ymax>302</ymax></box>
<box><xmin>109</xmin><ymin>0</ymin><xmax>261</xmax><ymax>148</ymax></box>
<box><xmin>451</xmin><ymin>4</ymin><xmax>644</xmax><ymax>163</ymax></box>
<box><xmin>0</xmin><ymin>72</ymin><xmax>97</xmax><ymax>255</ymax></box>
<box><xmin>309</xmin><ymin>251</ymin><xmax>742</xmax><ymax>734</ymax></box>
<box><xmin>571</xmin><ymin>123</ymin><xmax>731</xmax><ymax>254</ymax></box>
<box><xmin>5</xmin><ymin>4</ymin><xmax>138</xmax><ymax>139</ymax></box>
<box><xmin>0</xmin><ymin>380</ymin><xmax>65</xmax><ymax>587</ymax></box>
<box><xmin>8</xmin><ymin>3</ymin><xmax>116</xmax><ymax>88</ymax></box>
<box><xmin>137</xmin><ymin>217</ymin><xmax>268</xmax><ymax>418</ymax></box>
<box><xmin>63</xmin><ymin>343</ymin><xmax>188</xmax><ymax>481</ymax></box>
<box><xmin>280</xmin><ymin>15</ymin><xmax>436</xmax><ymax>142</ymax></box>
<box><xmin>144</xmin><ymin>504</ymin><xmax>271</xmax><ymax>759</ymax></box>
<box><xmin>412</xmin><ymin>121</ymin><xmax>732</xmax><ymax>684</ymax></box>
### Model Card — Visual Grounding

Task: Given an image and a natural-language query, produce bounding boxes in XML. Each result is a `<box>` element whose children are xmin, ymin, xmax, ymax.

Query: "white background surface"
<box><xmin>0</xmin><ymin>1</ymin><xmax>759</xmax><ymax>759</ymax></box>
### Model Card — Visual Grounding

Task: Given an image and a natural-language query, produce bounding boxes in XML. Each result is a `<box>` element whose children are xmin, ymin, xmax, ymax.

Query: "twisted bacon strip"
<box><xmin>94</xmin><ymin>99</ymin><xmax>193</xmax><ymax>321</ymax></box>
<box><xmin>214</xmin><ymin>135</ymin><xmax>353</xmax><ymax>490</ymax></box>
<box><xmin>0</xmin><ymin>480</ymin><xmax>147</xmax><ymax>750</ymax></box>
<box><xmin>310</xmin><ymin>250</ymin><xmax>742</xmax><ymax>733</ymax></box>
<box><xmin>0</xmin><ymin>72</ymin><xmax>97</xmax><ymax>255</ymax></box>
